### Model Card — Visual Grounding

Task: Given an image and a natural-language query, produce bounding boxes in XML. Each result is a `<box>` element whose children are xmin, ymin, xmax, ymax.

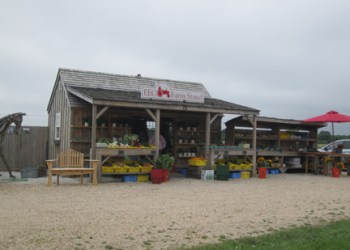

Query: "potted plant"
<box><xmin>333</xmin><ymin>161</ymin><xmax>344</xmax><ymax>177</ymax></box>
<box><xmin>151</xmin><ymin>154</ymin><xmax>175</xmax><ymax>183</ymax></box>
<box><xmin>257</xmin><ymin>157</ymin><xmax>267</xmax><ymax>178</ymax></box>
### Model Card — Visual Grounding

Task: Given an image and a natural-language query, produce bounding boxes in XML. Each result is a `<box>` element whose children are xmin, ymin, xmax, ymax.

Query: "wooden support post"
<box><xmin>252</xmin><ymin>115</ymin><xmax>257</xmax><ymax>177</ymax></box>
<box><xmin>155</xmin><ymin>109</ymin><xmax>160</xmax><ymax>159</ymax></box>
<box><xmin>91</xmin><ymin>104</ymin><xmax>97</xmax><ymax>160</ymax></box>
<box><xmin>205</xmin><ymin>112</ymin><xmax>211</xmax><ymax>163</ymax></box>
<box><xmin>46</xmin><ymin>160</ymin><xmax>54</xmax><ymax>187</ymax></box>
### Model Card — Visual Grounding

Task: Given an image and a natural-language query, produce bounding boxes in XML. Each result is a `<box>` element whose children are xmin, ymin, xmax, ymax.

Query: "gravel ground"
<box><xmin>1</xmin><ymin>171</ymin><xmax>350</xmax><ymax>250</ymax></box>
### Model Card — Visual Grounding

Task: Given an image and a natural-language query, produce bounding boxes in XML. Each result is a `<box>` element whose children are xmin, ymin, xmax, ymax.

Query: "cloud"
<box><xmin>0</xmin><ymin>0</ymin><xmax>350</xmax><ymax>133</ymax></box>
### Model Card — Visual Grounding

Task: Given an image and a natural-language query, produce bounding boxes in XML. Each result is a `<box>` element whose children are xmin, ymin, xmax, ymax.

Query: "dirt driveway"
<box><xmin>1</xmin><ymin>172</ymin><xmax>350</xmax><ymax>249</ymax></box>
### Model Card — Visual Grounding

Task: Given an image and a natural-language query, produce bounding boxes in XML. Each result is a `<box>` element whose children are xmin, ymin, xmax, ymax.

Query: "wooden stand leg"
<box><xmin>80</xmin><ymin>174</ymin><xmax>83</xmax><ymax>184</ymax></box>
<box><xmin>47</xmin><ymin>162</ymin><xmax>53</xmax><ymax>187</ymax></box>
<box><xmin>92</xmin><ymin>161</ymin><xmax>98</xmax><ymax>185</ymax></box>
<box><xmin>57</xmin><ymin>175</ymin><xmax>60</xmax><ymax>185</ymax></box>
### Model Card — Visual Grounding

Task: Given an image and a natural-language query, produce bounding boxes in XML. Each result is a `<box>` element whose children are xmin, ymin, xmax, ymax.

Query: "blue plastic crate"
<box><xmin>123</xmin><ymin>175</ymin><xmax>137</xmax><ymax>182</ymax></box>
<box><xmin>229</xmin><ymin>172</ymin><xmax>241</xmax><ymax>179</ymax></box>
<box><xmin>178</xmin><ymin>168</ymin><xmax>188</xmax><ymax>176</ymax></box>
<box><xmin>268</xmin><ymin>169</ymin><xmax>280</xmax><ymax>174</ymax></box>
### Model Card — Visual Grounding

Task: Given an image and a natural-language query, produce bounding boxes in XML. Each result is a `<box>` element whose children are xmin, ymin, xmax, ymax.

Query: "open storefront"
<box><xmin>47</xmin><ymin>69</ymin><xmax>260</xmax><ymax>181</ymax></box>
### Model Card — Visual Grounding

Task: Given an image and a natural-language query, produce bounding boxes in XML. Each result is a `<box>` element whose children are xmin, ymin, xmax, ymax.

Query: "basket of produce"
<box><xmin>228</xmin><ymin>162</ymin><xmax>241</xmax><ymax>171</ymax></box>
<box><xmin>140</xmin><ymin>164</ymin><xmax>153</xmax><ymax>173</ymax></box>
<box><xmin>112</xmin><ymin>161</ymin><xmax>128</xmax><ymax>173</ymax></box>
<box><xmin>241</xmin><ymin>163</ymin><xmax>253</xmax><ymax>170</ymax></box>
<box><xmin>101</xmin><ymin>166</ymin><xmax>115</xmax><ymax>173</ymax></box>
<box><xmin>128</xmin><ymin>166</ymin><xmax>141</xmax><ymax>173</ymax></box>
<box><xmin>188</xmin><ymin>157</ymin><xmax>207</xmax><ymax>167</ymax></box>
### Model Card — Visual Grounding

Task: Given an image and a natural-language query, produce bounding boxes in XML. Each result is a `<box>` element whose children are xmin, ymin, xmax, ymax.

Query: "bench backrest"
<box><xmin>58</xmin><ymin>149</ymin><xmax>84</xmax><ymax>168</ymax></box>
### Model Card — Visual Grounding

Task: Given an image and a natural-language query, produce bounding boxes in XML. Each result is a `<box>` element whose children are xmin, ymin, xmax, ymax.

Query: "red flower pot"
<box><xmin>258</xmin><ymin>167</ymin><xmax>267</xmax><ymax>179</ymax></box>
<box><xmin>151</xmin><ymin>169</ymin><xmax>163</xmax><ymax>184</ymax></box>
<box><xmin>332</xmin><ymin>167</ymin><xmax>340</xmax><ymax>178</ymax></box>
<box><xmin>162</xmin><ymin>169</ymin><xmax>169</xmax><ymax>182</ymax></box>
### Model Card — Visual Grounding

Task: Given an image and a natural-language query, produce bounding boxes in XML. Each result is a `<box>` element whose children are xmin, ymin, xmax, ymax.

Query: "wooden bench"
<box><xmin>46</xmin><ymin>149</ymin><xmax>99</xmax><ymax>186</ymax></box>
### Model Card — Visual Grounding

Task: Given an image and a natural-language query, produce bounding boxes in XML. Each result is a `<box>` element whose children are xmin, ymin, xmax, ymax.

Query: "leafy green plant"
<box><xmin>122</xmin><ymin>134</ymin><xmax>139</xmax><ymax>146</ymax></box>
<box><xmin>155</xmin><ymin>154</ymin><xmax>175</xmax><ymax>169</ymax></box>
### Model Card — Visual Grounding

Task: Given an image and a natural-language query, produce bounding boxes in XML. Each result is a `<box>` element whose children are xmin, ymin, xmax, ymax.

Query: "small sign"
<box><xmin>141</xmin><ymin>82</ymin><xmax>204</xmax><ymax>103</ymax></box>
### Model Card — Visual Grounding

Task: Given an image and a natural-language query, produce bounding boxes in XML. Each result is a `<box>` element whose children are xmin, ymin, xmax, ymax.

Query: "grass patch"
<box><xmin>182</xmin><ymin>219</ymin><xmax>350</xmax><ymax>250</ymax></box>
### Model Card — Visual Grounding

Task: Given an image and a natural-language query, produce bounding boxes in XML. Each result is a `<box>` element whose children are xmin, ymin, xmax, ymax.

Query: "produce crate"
<box><xmin>128</xmin><ymin>166</ymin><xmax>141</xmax><ymax>173</ymax></box>
<box><xmin>137</xmin><ymin>175</ymin><xmax>149</xmax><ymax>182</ymax></box>
<box><xmin>229</xmin><ymin>172</ymin><xmax>241</xmax><ymax>179</ymax></box>
<box><xmin>178</xmin><ymin>168</ymin><xmax>188</xmax><ymax>176</ymax></box>
<box><xmin>123</xmin><ymin>175</ymin><xmax>137</xmax><ymax>182</ymax></box>
<box><xmin>114</xmin><ymin>166</ymin><xmax>128</xmax><ymax>173</ymax></box>
<box><xmin>268</xmin><ymin>169</ymin><xmax>280</xmax><ymax>174</ymax></box>
<box><xmin>241</xmin><ymin>164</ymin><xmax>253</xmax><ymax>170</ymax></box>
<box><xmin>241</xmin><ymin>171</ymin><xmax>251</xmax><ymax>179</ymax></box>
<box><xmin>101</xmin><ymin>166</ymin><xmax>115</xmax><ymax>173</ymax></box>
<box><xmin>228</xmin><ymin>163</ymin><xmax>242</xmax><ymax>171</ymax></box>
<box><xmin>140</xmin><ymin>166</ymin><xmax>153</xmax><ymax>173</ymax></box>
<box><xmin>188</xmin><ymin>158</ymin><xmax>207</xmax><ymax>167</ymax></box>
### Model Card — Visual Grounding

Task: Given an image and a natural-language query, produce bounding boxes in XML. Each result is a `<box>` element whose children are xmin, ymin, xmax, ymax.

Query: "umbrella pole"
<box><xmin>332</xmin><ymin>122</ymin><xmax>335</xmax><ymax>152</ymax></box>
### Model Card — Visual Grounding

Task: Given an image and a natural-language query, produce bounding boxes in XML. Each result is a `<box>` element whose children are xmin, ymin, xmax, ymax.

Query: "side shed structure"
<box><xmin>47</xmin><ymin>68</ymin><xmax>259</xmax><ymax>176</ymax></box>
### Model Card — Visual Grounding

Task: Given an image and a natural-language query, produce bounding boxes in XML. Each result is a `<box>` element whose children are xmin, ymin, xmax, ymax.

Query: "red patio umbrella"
<box><xmin>304</xmin><ymin>110</ymin><xmax>350</xmax><ymax>151</ymax></box>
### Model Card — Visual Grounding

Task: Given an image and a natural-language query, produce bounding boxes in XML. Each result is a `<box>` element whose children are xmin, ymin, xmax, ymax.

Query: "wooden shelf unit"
<box><xmin>70</xmin><ymin>108</ymin><xmax>133</xmax><ymax>155</ymax></box>
<box><xmin>225</xmin><ymin>116</ymin><xmax>325</xmax><ymax>170</ymax></box>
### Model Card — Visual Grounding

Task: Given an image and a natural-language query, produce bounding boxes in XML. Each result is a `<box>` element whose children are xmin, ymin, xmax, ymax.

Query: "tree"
<box><xmin>318</xmin><ymin>131</ymin><xmax>331</xmax><ymax>143</ymax></box>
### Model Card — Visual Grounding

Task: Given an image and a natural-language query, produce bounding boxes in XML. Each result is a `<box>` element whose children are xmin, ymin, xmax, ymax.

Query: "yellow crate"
<box><xmin>101</xmin><ymin>166</ymin><xmax>115</xmax><ymax>173</ymax></box>
<box><xmin>228</xmin><ymin>163</ymin><xmax>241</xmax><ymax>171</ymax></box>
<box><xmin>114</xmin><ymin>166</ymin><xmax>128</xmax><ymax>173</ymax></box>
<box><xmin>188</xmin><ymin>159</ymin><xmax>207</xmax><ymax>167</ymax></box>
<box><xmin>140</xmin><ymin>166</ymin><xmax>153</xmax><ymax>173</ymax></box>
<box><xmin>280</xmin><ymin>132</ymin><xmax>290</xmax><ymax>139</ymax></box>
<box><xmin>128</xmin><ymin>166</ymin><xmax>141</xmax><ymax>173</ymax></box>
<box><xmin>241</xmin><ymin>164</ymin><xmax>253</xmax><ymax>170</ymax></box>
<box><xmin>137</xmin><ymin>175</ymin><xmax>149</xmax><ymax>182</ymax></box>
<box><xmin>241</xmin><ymin>171</ymin><xmax>251</xmax><ymax>179</ymax></box>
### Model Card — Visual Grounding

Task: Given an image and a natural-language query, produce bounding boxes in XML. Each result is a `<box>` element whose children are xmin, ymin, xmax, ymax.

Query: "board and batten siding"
<box><xmin>48</xmin><ymin>79</ymin><xmax>73</xmax><ymax>159</ymax></box>
<box><xmin>0</xmin><ymin>127</ymin><xmax>48</xmax><ymax>171</ymax></box>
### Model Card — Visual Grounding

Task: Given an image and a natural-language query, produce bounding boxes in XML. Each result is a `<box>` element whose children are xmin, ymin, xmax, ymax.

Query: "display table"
<box><xmin>299</xmin><ymin>152</ymin><xmax>349</xmax><ymax>175</ymax></box>
<box><xmin>95</xmin><ymin>147</ymin><xmax>157</xmax><ymax>182</ymax></box>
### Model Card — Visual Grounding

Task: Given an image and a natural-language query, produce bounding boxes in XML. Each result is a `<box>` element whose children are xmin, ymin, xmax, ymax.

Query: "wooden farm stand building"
<box><xmin>47</xmin><ymin>68</ymin><xmax>260</xmax><ymax>180</ymax></box>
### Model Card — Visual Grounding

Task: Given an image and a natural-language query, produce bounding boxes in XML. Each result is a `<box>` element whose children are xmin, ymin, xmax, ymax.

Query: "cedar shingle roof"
<box><xmin>49</xmin><ymin>68</ymin><xmax>259</xmax><ymax>115</ymax></box>
<box><xmin>59</xmin><ymin>68</ymin><xmax>212</xmax><ymax>98</ymax></box>
<box><xmin>68</xmin><ymin>86</ymin><xmax>259</xmax><ymax>114</ymax></box>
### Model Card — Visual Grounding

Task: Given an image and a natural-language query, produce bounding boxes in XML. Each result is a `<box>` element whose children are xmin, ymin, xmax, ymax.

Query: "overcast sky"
<box><xmin>1</xmin><ymin>0</ymin><xmax>349</xmax><ymax>133</ymax></box>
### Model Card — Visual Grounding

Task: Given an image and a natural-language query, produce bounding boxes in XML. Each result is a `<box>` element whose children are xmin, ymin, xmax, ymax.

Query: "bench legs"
<box><xmin>46</xmin><ymin>160</ymin><xmax>99</xmax><ymax>186</ymax></box>
<box><xmin>47</xmin><ymin>161</ymin><xmax>53</xmax><ymax>187</ymax></box>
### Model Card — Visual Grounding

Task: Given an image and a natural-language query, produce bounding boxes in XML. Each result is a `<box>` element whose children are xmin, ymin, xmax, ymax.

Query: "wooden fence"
<box><xmin>0</xmin><ymin>126</ymin><xmax>48</xmax><ymax>171</ymax></box>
